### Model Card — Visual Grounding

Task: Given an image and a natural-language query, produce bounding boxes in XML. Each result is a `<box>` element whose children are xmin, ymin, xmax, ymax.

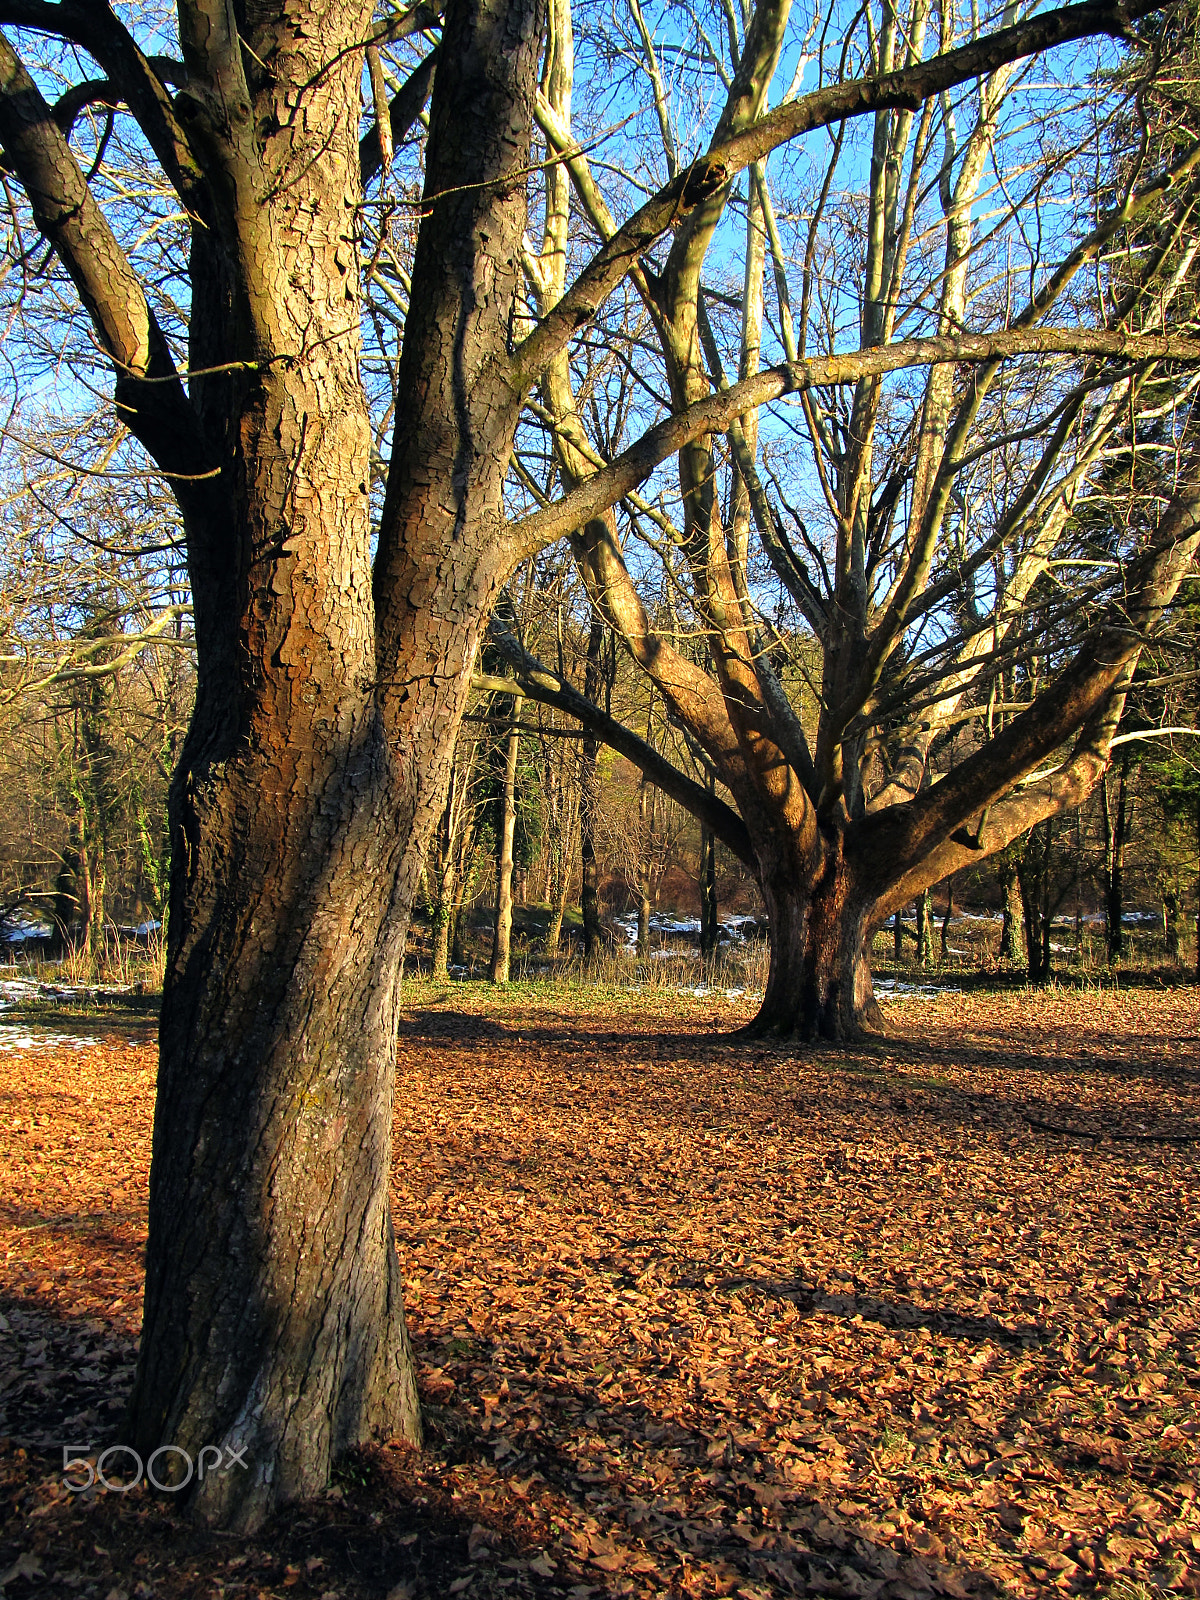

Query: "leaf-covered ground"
<box><xmin>1</xmin><ymin>981</ymin><xmax>1197</xmax><ymax>1599</ymax></box>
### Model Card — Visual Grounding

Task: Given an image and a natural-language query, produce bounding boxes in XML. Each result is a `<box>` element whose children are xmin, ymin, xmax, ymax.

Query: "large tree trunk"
<box><xmin>137</xmin><ymin>672</ymin><xmax>424</xmax><ymax>1529</ymax></box>
<box><xmin>751</xmin><ymin>840</ymin><xmax>883</xmax><ymax>1040</ymax></box>
<box><xmin>128</xmin><ymin>0</ymin><xmax>545</xmax><ymax>1531</ymax></box>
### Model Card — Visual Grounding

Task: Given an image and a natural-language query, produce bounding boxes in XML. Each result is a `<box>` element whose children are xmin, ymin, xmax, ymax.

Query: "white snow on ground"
<box><xmin>875</xmin><ymin>978</ymin><xmax>961</xmax><ymax>1001</ymax></box>
<box><xmin>612</xmin><ymin>911</ymin><xmax>762</xmax><ymax>949</ymax></box>
<box><xmin>0</xmin><ymin>979</ymin><xmax>40</xmax><ymax>1007</ymax></box>
<box><xmin>0</xmin><ymin>976</ymin><xmax>142</xmax><ymax>1010</ymax></box>
<box><xmin>0</xmin><ymin>1024</ymin><xmax>99</xmax><ymax>1051</ymax></box>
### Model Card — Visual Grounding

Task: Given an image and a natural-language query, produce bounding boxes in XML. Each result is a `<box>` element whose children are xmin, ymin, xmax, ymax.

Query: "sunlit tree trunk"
<box><xmin>490</xmin><ymin>707</ymin><xmax>521</xmax><ymax>984</ymax></box>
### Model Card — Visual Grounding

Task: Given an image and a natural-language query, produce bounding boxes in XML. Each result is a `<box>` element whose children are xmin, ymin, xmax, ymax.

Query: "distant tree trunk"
<box><xmin>545</xmin><ymin>863</ymin><xmax>569</xmax><ymax>957</ymax></box>
<box><xmin>1018</xmin><ymin>819</ymin><xmax>1055</xmax><ymax>982</ymax></box>
<box><xmin>893</xmin><ymin>906</ymin><xmax>904</xmax><ymax>961</ymax></box>
<box><xmin>998</xmin><ymin>857</ymin><xmax>1022</xmax><ymax>961</ymax></box>
<box><xmin>699</xmin><ymin>814</ymin><xmax>718</xmax><ymax>963</ymax></box>
<box><xmin>430</xmin><ymin>780</ymin><xmax>459</xmax><ymax>980</ymax></box>
<box><xmin>490</xmin><ymin>706</ymin><xmax>520</xmax><ymax>984</ymax></box>
<box><xmin>940</xmin><ymin>877</ymin><xmax>954</xmax><ymax>962</ymax></box>
<box><xmin>50</xmin><ymin>847</ymin><xmax>78</xmax><ymax>953</ymax></box>
<box><xmin>636</xmin><ymin>777</ymin><xmax>654</xmax><ymax>957</ymax></box>
<box><xmin>81</xmin><ymin>841</ymin><xmax>106</xmax><ymax>965</ymax></box>
<box><xmin>580</xmin><ymin>620</ymin><xmax>604</xmax><ymax>959</ymax></box>
<box><xmin>1164</xmin><ymin>886</ymin><xmax>1185</xmax><ymax>966</ymax></box>
<box><xmin>1041</xmin><ymin>817</ymin><xmax>1055</xmax><ymax>978</ymax></box>
<box><xmin>1102</xmin><ymin>749</ymin><xmax>1136</xmax><ymax>965</ymax></box>
<box><xmin>915</xmin><ymin>889</ymin><xmax>934</xmax><ymax>966</ymax></box>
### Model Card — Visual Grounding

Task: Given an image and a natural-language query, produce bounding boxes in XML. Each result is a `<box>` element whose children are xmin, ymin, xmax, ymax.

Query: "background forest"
<box><xmin>2</xmin><ymin>523</ymin><xmax>1196</xmax><ymax>985</ymax></box>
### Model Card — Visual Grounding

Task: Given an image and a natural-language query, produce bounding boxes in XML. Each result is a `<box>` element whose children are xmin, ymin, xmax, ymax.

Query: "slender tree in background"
<box><xmin>490</xmin><ymin>700</ymin><xmax>521</xmax><ymax>983</ymax></box>
<box><xmin>1102</xmin><ymin>747</ymin><xmax>1138</xmax><ymax>962</ymax></box>
<box><xmin>0</xmin><ymin>0</ymin><xmax>1195</xmax><ymax>1529</ymax></box>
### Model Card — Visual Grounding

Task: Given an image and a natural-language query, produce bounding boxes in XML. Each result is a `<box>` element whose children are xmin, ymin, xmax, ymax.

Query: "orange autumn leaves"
<box><xmin>1</xmin><ymin>982</ymin><xmax>1198</xmax><ymax>1598</ymax></box>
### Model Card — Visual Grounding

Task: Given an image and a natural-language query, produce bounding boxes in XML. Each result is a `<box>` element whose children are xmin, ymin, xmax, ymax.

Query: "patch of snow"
<box><xmin>612</xmin><ymin>910</ymin><xmax>764</xmax><ymax>949</ymax></box>
<box><xmin>0</xmin><ymin>1024</ymin><xmax>99</xmax><ymax>1051</ymax></box>
<box><xmin>875</xmin><ymin>978</ymin><xmax>961</xmax><ymax>1001</ymax></box>
<box><xmin>677</xmin><ymin>984</ymin><xmax>758</xmax><ymax>1002</ymax></box>
<box><xmin>0</xmin><ymin>979</ymin><xmax>40</xmax><ymax>1008</ymax></box>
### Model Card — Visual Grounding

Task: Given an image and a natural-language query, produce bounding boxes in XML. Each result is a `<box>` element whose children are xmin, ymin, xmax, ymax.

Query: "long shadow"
<box><xmin>0</xmin><ymin>1300</ymin><xmax>579</xmax><ymax>1599</ymax></box>
<box><xmin>0</xmin><ymin>1296</ymin><xmax>1003</xmax><ymax>1600</ymax></box>
<box><xmin>395</xmin><ymin>1008</ymin><xmax>1200</xmax><ymax>1150</ymax></box>
<box><xmin>420</xmin><ymin>1354</ymin><xmax>1013</xmax><ymax>1599</ymax></box>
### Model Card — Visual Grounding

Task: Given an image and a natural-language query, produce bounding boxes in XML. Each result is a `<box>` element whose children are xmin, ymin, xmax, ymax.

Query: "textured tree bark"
<box><xmin>750</xmin><ymin>835</ymin><xmax>883</xmax><ymax>1040</ymax></box>
<box><xmin>121</xmin><ymin>0</ymin><xmax>547</xmax><ymax>1531</ymax></box>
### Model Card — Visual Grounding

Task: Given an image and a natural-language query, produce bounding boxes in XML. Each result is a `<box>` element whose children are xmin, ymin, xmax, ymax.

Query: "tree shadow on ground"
<box><xmin>0</xmin><ymin>1296</ymin><xmax>1016</xmax><ymax>1600</ymax></box>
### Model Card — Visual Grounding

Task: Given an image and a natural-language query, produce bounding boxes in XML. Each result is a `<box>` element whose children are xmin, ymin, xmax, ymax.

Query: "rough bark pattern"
<box><xmin>126</xmin><ymin>0</ymin><xmax>547</xmax><ymax>1530</ymax></box>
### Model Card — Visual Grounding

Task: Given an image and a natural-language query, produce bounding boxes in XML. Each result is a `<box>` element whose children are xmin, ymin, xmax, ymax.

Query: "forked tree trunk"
<box><xmin>751</xmin><ymin>841</ymin><xmax>883</xmax><ymax>1040</ymax></box>
<box><xmin>127</xmin><ymin>0</ymin><xmax>546</xmax><ymax>1531</ymax></box>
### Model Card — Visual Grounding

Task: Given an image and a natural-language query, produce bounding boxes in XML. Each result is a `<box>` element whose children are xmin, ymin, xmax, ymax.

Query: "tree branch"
<box><xmin>360</xmin><ymin>48</ymin><xmax>437</xmax><ymax>188</ymax></box>
<box><xmin>861</xmin><ymin>484</ymin><xmax>1200</xmax><ymax>883</ymax></box>
<box><xmin>510</xmin><ymin>0</ymin><xmax>1166</xmax><ymax>391</ymax></box>
<box><xmin>508</xmin><ymin>328</ymin><xmax>1200</xmax><ymax>558</ymax></box>
<box><xmin>0</xmin><ymin>29</ymin><xmax>216</xmax><ymax>501</ymax></box>
<box><xmin>0</xmin><ymin>4</ymin><xmax>209</xmax><ymax>216</ymax></box>
<box><xmin>482</xmin><ymin>624</ymin><xmax>755</xmax><ymax>865</ymax></box>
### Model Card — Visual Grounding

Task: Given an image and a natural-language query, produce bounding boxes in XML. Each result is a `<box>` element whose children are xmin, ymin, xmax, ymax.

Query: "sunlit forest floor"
<box><xmin>1</xmin><ymin>982</ymin><xmax>1197</xmax><ymax>1599</ymax></box>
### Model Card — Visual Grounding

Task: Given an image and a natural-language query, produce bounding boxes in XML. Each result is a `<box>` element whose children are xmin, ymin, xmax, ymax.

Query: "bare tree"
<box><xmin>504</xmin><ymin>0</ymin><xmax>1200</xmax><ymax>1037</ymax></box>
